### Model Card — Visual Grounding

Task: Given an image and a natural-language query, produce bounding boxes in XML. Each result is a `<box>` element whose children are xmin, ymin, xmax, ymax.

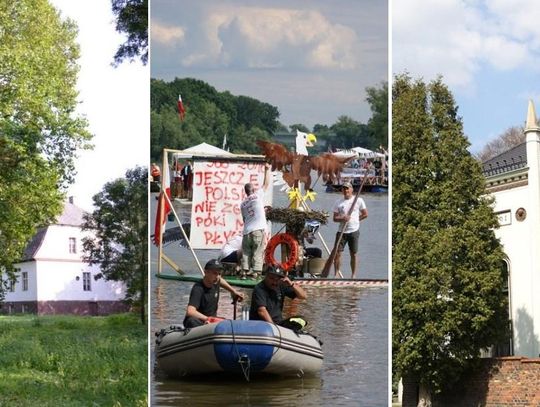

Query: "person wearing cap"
<box><xmin>332</xmin><ymin>181</ymin><xmax>368</xmax><ymax>279</ymax></box>
<box><xmin>183</xmin><ymin>259</ymin><xmax>244</xmax><ymax>328</ymax></box>
<box><xmin>249</xmin><ymin>266</ymin><xmax>307</xmax><ymax>325</ymax></box>
<box><xmin>240</xmin><ymin>162</ymin><xmax>272</xmax><ymax>278</ymax></box>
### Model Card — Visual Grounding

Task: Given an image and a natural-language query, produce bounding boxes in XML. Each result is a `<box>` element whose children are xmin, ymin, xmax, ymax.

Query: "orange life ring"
<box><xmin>264</xmin><ymin>233</ymin><xmax>299</xmax><ymax>271</ymax></box>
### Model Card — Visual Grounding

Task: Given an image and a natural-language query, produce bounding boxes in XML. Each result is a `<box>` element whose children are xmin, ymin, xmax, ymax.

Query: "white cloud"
<box><xmin>393</xmin><ymin>0</ymin><xmax>535</xmax><ymax>88</ymax></box>
<box><xmin>488</xmin><ymin>0</ymin><xmax>540</xmax><ymax>46</ymax></box>
<box><xmin>152</xmin><ymin>23</ymin><xmax>185</xmax><ymax>46</ymax></box>
<box><xmin>176</xmin><ymin>7</ymin><xmax>361</xmax><ymax>70</ymax></box>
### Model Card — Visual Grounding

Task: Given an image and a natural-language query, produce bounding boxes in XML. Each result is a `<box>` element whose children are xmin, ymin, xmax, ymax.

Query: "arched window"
<box><xmin>494</xmin><ymin>259</ymin><xmax>513</xmax><ymax>356</ymax></box>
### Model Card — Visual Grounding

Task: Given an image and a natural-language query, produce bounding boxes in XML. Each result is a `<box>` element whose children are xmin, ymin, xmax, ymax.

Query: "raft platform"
<box><xmin>155</xmin><ymin>273</ymin><xmax>388</xmax><ymax>288</ymax></box>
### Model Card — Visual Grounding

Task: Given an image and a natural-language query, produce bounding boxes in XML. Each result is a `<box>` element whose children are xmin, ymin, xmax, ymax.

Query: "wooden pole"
<box><xmin>320</xmin><ymin>173</ymin><xmax>369</xmax><ymax>278</ymax></box>
<box><xmin>157</xmin><ymin>149</ymin><xmax>166</xmax><ymax>275</ymax></box>
<box><xmin>164</xmin><ymin>191</ymin><xmax>205</xmax><ymax>276</ymax></box>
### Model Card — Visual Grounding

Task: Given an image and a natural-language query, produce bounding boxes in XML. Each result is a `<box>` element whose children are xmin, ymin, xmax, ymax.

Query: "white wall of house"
<box><xmin>5</xmin><ymin>262</ymin><xmax>38</xmax><ymax>302</ymax></box>
<box><xmin>492</xmin><ymin>185</ymin><xmax>537</xmax><ymax>357</ymax></box>
<box><xmin>34</xmin><ymin>260</ymin><xmax>124</xmax><ymax>301</ymax></box>
<box><xmin>34</xmin><ymin>224</ymin><xmax>85</xmax><ymax>262</ymax></box>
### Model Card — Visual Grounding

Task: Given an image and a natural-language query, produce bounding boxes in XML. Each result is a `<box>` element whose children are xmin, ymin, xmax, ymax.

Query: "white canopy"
<box><xmin>173</xmin><ymin>142</ymin><xmax>234</xmax><ymax>159</ymax></box>
<box><xmin>333</xmin><ymin>146</ymin><xmax>385</xmax><ymax>159</ymax></box>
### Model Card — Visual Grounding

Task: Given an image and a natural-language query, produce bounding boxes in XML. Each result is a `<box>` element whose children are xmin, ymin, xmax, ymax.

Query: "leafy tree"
<box><xmin>235</xmin><ymin>95</ymin><xmax>280</xmax><ymax>134</ymax></box>
<box><xmin>150</xmin><ymin>77</ymin><xmax>280</xmax><ymax>160</ymax></box>
<box><xmin>82</xmin><ymin>167</ymin><xmax>148</xmax><ymax>324</ymax></box>
<box><xmin>366</xmin><ymin>81</ymin><xmax>388</xmax><ymax>149</ymax></box>
<box><xmin>230</xmin><ymin>126</ymin><xmax>271</xmax><ymax>154</ymax></box>
<box><xmin>289</xmin><ymin>124</ymin><xmax>310</xmax><ymax>133</ymax></box>
<box><xmin>310</xmin><ymin>124</ymin><xmax>333</xmax><ymax>153</ymax></box>
<box><xmin>330</xmin><ymin>116</ymin><xmax>369</xmax><ymax>149</ymax></box>
<box><xmin>0</xmin><ymin>140</ymin><xmax>63</xmax><ymax>299</ymax></box>
<box><xmin>0</xmin><ymin>1</ymin><xmax>91</xmax><ymax>297</ymax></box>
<box><xmin>313</xmin><ymin>124</ymin><xmax>330</xmax><ymax>133</ymax></box>
<box><xmin>476</xmin><ymin>126</ymin><xmax>525</xmax><ymax>162</ymax></box>
<box><xmin>111</xmin><ymin>0</ymin><xmax>148</xmax><ymax>66</ymax></box>
<box><xmin>392</xmin><ymin>74</ymin><xmax>508</xmax><ymax>399</ymax></box>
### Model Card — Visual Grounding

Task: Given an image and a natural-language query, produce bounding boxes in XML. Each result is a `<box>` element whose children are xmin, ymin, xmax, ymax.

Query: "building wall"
<box><xmin>34</xmin><ymin>224</ymin><xmax>85</xmax><ymax>261</ymax></box>
<box><xmin>34</xmin><ymin>260</ymin><xmax>125</xmax><ymax>302</ymax></box>
<box><xmin>4</xmin><ymin>262</ymin><xmax>38</xmax><ymax>302</ymax></box>
<box><xmin>491</xmin><ymin>185</ymin><xmax>539</xmax><ymax>357</ymax></box>
<box><xmin>433</xmin><ymin>357</ymin><xmax>540</xmax><ymax>406</ymax></box>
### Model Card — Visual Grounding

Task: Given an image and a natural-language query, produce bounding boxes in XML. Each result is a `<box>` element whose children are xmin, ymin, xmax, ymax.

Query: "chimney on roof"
<box><xmin>68</xmin><ymin>196</ymin><xmax>74</xmax><ymax>204</ymax></box>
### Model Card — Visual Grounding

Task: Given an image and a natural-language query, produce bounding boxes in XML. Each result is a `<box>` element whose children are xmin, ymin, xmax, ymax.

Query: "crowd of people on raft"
<box><xmin>182</xmin><ymin>165</ymin><xmax>369</xmax><ymax>331</ymax></box>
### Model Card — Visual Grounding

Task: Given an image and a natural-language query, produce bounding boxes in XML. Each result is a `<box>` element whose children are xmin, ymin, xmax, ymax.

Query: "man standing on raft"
<box><xmin>332</xmin><ymin>181</ymin><xmax>368</xmax><ymax>279</ymax></box>
<box><xmin>240</xmin><ymin>162</ymin><xmax>271</xmax><ymax>279</ymax></box>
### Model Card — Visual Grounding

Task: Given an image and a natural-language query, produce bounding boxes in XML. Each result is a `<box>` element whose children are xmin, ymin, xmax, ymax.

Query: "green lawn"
<box><xmin>0</xmin><ymin>313</ymin><xmax>147</xmax><ymax>407</ymax></box>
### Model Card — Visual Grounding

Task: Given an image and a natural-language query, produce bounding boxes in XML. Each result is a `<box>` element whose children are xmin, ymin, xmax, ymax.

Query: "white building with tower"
<box><xmin>1</xmin><ymin>198</ymin><xmax>127</xmax><ymax>315</ymax></box>
<box><xmin>482</xmin><ymin>101</ymin><xmax>540</xmax><ymax>358</ymax></box>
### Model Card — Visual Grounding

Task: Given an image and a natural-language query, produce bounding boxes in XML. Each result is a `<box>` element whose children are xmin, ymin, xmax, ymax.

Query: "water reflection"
<box><xmin>154</xmin><ymin>375</ymin><xmax>322</xmax><ymax>407</ymax></box>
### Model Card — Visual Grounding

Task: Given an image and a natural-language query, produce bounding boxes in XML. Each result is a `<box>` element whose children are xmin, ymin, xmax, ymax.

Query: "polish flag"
<box><xmin>177</xmin><ymin>94</ymin><xmax>186</xmax><ymax>121</ymax></box>
<box><xmin>153</xmin><ymin>154</ymin><xmax>171</xmax><ymax>245</ymax></box>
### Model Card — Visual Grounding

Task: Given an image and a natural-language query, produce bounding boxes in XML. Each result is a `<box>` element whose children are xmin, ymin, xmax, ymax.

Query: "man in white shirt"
<box><xmin>332</xmin><ymin>181</ymin><xmax>368</xmax><ymax>279</ymax></box>
<box><xmin>218</xmin><ymin>233</ymin><xmax>243</xmax><ymax>266</ymax></box>
<box><xmin>240</xmin><ymin>163</ymin><xmax>271</xmax><ymax>278</ymax></box>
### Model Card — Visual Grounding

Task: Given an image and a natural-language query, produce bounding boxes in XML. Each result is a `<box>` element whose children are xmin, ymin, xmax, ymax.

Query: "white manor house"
<box><xmin>1</xmin><ymin>198</ymin><xmax>127</xmax><ymax>315</ymax></box>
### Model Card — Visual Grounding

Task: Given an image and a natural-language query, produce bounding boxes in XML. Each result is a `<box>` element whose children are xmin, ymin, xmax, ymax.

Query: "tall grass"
<box><xmin>0</xmin><ymin>313</ymin><xmax>146</xmax><ymax>406</ymax></box>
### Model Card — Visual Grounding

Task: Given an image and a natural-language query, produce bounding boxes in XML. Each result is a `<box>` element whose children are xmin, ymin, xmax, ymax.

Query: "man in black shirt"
<box><xmin>249</xmin><ymin>266</ymin><xmax>307</xmax><ymax>324</ymax></box>
<box><xmin>183</xmin><ymin>259</ymin><xmax>244</xmax><ymax>328</ymax></box>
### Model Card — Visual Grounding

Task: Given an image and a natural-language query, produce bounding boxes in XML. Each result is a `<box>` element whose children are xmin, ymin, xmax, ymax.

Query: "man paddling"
<box><xmin>332</xmin><ymin>181</ymin><xmax>368</xmax><ymax>279</ymax></box>
<box><xmin>183</xmin><ymin>259</ymin><xmax>244</xmax><ymax>328</ymax></box>
<box><xmin>249</xmin><ymin>266</ymin><xmax>307</xmax><ymax>326</ymax></box>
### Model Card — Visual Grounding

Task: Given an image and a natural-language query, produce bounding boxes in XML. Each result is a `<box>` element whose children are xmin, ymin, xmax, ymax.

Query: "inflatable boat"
<box><xmin>155</xmin><ymin>320</ymin><xmax>323</xmax><ymax>380</ymax></box>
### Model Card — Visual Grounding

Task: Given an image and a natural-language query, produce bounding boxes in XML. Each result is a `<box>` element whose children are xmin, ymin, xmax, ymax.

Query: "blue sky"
<box><xmin>150</xmin><ymin>0</ymin><xmax>388</xmax><ymax>131</ymax></box>
<box><xmin>51</xmin><ymin>0</ymin><xmax>149</xmax><ymax>211</ymax></box>
<box><xmin>393</xmin><ymin>0</ymin><xmax>540</xmax><ymax>154</ymax></box>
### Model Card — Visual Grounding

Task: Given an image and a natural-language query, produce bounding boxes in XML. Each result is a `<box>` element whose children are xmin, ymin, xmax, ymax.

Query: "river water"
<box><xmin>150</xmin><ymin>181</ymin><xmax>389</xmax><ymax>406</ymax></box>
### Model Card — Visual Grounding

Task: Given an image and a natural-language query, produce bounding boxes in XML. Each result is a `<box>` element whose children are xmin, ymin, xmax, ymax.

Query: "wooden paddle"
<box><xmin>320</xmin><ymin>172</ymin><xmax>370</xmax><ymax>278</ymax></box>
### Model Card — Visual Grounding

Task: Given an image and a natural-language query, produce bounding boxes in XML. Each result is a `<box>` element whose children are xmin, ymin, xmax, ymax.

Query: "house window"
<box><xmin>83</xmin><ymin>272</ymin><xmax>91</xmax><ymax>291</ymax></box>
<box><xmin>69</xmin><ymin>237</ymin><xmax>77</xmax><ymax>254</ymax></box>
<box><xmin>8</xmin><ymin>279</ymin><xmax>15</xmax><ymax>292</ymax></box>
<box><xmin>22</xmin><ymin>272</ymin><xmax>28</xmax><ymax>291</ymax></box>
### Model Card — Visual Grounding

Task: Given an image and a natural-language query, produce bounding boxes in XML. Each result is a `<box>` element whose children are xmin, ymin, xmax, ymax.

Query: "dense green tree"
<box><xmin>0</xmin><ymin>140</ymin><xmax>63</xmax><ymax>299</ymax></box>
<box><xmin>82</xmin><ymin>167</ymin><xmax>148</xmax><ymax>324</ymax></box>
<box><xmin>366</xmin><ymin>81</ymin><xmax>388</xmax><ymax>148</ymax></box>
<box><xmin>150</xmin><ymin>78</ymin><xmax>280</xmax><ymax>160</ymax></box>
<box><xmin>230</xmin><ymin>126</ymin><xmax>271</xmax><ymax>154</ymax></box>
<box><xmin>0</xmin><ymin>1</ymin><xmax>91</xmax><ymax>298</ymax></box>
<box><xmin>111</xmin><ymin>0</ymin><xmax>148</xmax><ymax>66</ymax></box>
<box><xmin>330</xmin><ymin>116</ymin><xmax>369</xmax><ymax>149</ymax></box>
<box><xmin>289</xmin><ymin>124</ymin><xmax>310</xmax><ymax>133</ymax></box>
<box><xmin>313</xmin><ymin>124</ymin><xmax>330</xmax><ymax>133</ymax></box>
<box><xmin>0</xmin><ymin>1</ymin><xmax>91</xmax><ymax>184</ymax></box>
<box><xmin>235</xmin><ymin>95</ymin><xmax>280</xmax><ymax>134</ymax></box>
<box><xmin>392</xmin><ymin>74</ymin><xmax>508</xmax><ymax>398</ymax></box>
